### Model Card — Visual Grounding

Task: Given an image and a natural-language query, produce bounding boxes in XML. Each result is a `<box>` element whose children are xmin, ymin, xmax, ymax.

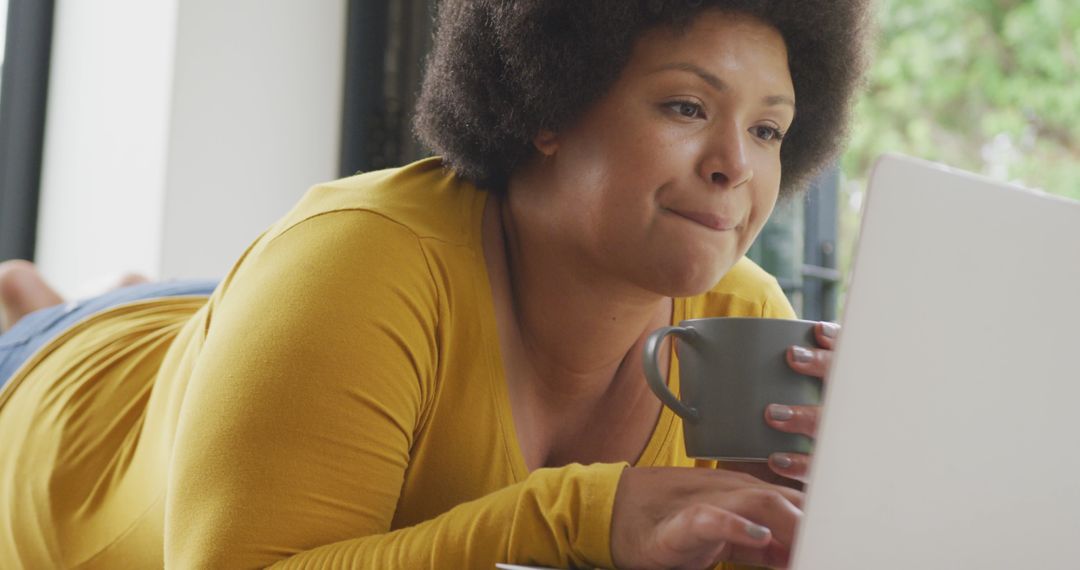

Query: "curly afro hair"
<box><xmin>413</xmin><ymin>0</ymin><xmax>873</xmax><ymax>195</ymax></box>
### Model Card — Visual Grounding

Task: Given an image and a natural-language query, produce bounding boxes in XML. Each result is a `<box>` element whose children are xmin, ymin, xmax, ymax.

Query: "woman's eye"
<box><xmin>751</xmin><ymin>125</ymin><xmax>785</xmax><ymax>142</ymax></box>
<box><xmin>667</xmin><ymin>101</ymin><xmax>704</xmax><ymax>119</ymax></box>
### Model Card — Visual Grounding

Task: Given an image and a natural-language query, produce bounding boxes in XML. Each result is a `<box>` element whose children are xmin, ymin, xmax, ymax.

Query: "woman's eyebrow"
<box><xmin>651</xmin><ymin>62</ymin><xmax>729</xmax><ymax>92</ymax></box>
<box><xmin>649</xmin><ymin>62</ymin><xmax>795</xmax><ymax>108</ymax></box>
<box><xmin>763</xmin><ymin>94</ymin><xmax>795</xmax><ymax>109</ymax></box>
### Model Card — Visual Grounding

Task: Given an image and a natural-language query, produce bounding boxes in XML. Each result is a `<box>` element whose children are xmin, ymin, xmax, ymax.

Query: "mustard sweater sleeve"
<box><xmin>164</xmin><ymin>210</ymin><xmax>623</xmax><ymax>569</ymax></box>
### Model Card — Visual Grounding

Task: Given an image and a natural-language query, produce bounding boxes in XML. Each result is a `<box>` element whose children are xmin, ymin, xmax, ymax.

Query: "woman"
<box><xmin>0</xmin><ymin>1</ymin><xmax>870</xmax><ymax>568</ymax></box>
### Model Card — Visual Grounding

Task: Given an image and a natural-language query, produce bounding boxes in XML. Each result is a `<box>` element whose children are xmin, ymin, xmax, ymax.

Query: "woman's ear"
<box><xmin>532</xmin><ymin>129</ymin><xmax>559</xmax><ymax>157</ymax></box>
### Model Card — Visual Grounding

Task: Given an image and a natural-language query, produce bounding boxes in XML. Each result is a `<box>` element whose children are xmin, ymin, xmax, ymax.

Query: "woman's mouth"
<box><xmin>664</xmin><ymin>208</ymin><xmax>739</xmax><ymax>231</ymax></box>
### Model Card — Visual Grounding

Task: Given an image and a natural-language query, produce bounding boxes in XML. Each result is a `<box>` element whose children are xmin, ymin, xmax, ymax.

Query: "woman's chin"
<box><xmin>642</xmin><ymin>259</ymin><xmax>736</xmax><ymax>299</ymax></box>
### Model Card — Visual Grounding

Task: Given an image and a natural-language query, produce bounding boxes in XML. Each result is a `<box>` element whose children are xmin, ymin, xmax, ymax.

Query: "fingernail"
<box><xmin>744</xmin><ymin>522</ymin><xmax>771</xmax><ymax>540</ymax></box>
<box><xmin>821</xmin><ymin>322</ymin><xmax>840</xmax><ymax>338</ymax></box>
<box><xmin>771</xmin><ymin>453</ymin><xmax>794</xmax><ymax>469</ymax></box>
<box><xmin>791</xmin><ymin>346</ymin><xmax>813</xmax><ymax>363</ymax></box>
<box><xmin>768</xmin><ymin>404</ymin><xmax>794</xmax><ymax>421</ymax></box>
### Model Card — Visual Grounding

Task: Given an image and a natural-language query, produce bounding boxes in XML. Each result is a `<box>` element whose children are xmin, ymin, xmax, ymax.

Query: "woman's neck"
<box><xmin>484</xmin><ymin>187</ymin><xmax>672</xmax><ymax>405</ymax></box>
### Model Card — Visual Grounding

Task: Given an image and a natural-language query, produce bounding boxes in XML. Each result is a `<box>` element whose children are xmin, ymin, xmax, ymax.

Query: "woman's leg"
<box><xmin>0</xmin><ymin>260</ymin><xmax>64</xmax><ymax>332</ymax></box>
<box><xmin>0</xmin><ymin>261</ymin><xmax>217</xmax><ymax>389</ymax></box>
<box><xmin>0</xmin><ymin>260</ymin><xmax>153</xmax><ymax>332</ymax></box>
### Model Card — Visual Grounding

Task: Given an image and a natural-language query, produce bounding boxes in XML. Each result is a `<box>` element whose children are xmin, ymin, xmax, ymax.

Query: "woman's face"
<box><xmin>523</xmin><ymin>10</ymin><xmax>795</xmax><ymax>297</ymax></box>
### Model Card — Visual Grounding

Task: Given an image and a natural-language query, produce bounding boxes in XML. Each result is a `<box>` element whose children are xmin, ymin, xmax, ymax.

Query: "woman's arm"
<box><xmin>164</xmin><ymin>211</ymin><xmax>804</xmax><ymax>569</ymax></box>
<box><xmin>264</xmin><ymin>463</ymin><xmax>624</xmax><ymax>568</ymax></box>
<box><xmin>163</xmin><ymin>210</ymin><xmax>621</xmax><ymax>568</ymax></box>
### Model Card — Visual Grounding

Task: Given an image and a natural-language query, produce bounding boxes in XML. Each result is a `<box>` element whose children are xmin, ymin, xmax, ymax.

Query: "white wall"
<box><xmin>36</xmin><ymin>0</ymin><xmax>177</xmax><ymax>297</ymax></box>
<box><xmin>36</xmin><ymin>0</ymin><xmax>346</xmax><ymax>297</ymax></box>
<box><xmin>0</xmin><ymin>0</ymin><xmax>8</xmax><ymax>63</ymax></box>
<box><xmin>160</xmin><ymin>0</ymin><xmax>345</xmax><ymax>281</ymax></box>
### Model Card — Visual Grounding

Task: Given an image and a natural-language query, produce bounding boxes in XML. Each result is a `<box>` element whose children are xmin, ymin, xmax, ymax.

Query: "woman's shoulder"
<box><xmin>270</xmin><ymin>157</ymin><xmax>486</xmax><ymax>248</ymax></box>
<box><xmin>210</xmin><ymin>158</ymin><xmax>484</xmax><ymax>324</ymax></box>
<box><xmin>689</xmin><ymin>257</ymin><xmax>797</xmax><ymax>320</ymax></box>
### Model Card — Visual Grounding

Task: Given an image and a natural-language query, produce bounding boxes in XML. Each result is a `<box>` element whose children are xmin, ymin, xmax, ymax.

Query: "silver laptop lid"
<box><xmin>793</xmin><ymin>154</ymin><xmax>1080</xmax><ymax>569</ymax></box>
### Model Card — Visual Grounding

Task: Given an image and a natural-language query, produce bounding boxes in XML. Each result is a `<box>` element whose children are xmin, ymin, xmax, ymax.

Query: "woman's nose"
<box><xmin>700</xmin><ymin>126</ymin><xmax>753</xmax><ymax>189</ymax></box>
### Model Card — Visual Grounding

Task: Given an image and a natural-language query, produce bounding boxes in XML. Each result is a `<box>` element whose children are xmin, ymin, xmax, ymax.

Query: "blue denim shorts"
<box><xmin>0</xmin><ymin>280</ymin><xmax>219</xmax><ymax>390</ymax></box>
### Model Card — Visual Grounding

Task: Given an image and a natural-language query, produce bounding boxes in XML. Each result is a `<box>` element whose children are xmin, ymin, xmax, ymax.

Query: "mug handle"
<box><xmin>642</xmin><ymin>326</ymin><xmax>700</xmax><ymax>423</ymax></box>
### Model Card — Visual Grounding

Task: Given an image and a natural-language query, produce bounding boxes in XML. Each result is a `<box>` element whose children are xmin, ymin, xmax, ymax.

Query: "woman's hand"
<box><xmin>610</xmin><ymin>466</ymin><xmax>804</xmax><ymax>569</ymax></box>
<box><xmin>764</xmin><ymin>321</ymin><xmax>838</xmax><ymax>483</ymax></box>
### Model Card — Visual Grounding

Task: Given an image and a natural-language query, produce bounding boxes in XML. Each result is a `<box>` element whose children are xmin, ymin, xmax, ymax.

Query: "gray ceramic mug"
<box><xmin>643</xmin><ymin>317</ymin><xmax>822</xmax><ymax>461</ymax></box>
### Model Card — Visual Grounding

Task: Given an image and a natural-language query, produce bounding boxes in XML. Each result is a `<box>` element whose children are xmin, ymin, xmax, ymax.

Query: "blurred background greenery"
<box><xmin>835</xmin><ymin>0</ymin><xmax>1080</xmax><ymax>311</ymax></box>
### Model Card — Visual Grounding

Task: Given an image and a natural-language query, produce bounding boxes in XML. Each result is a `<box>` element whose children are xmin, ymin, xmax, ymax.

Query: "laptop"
<box><xmin>792</xmin><ymin>154</ymin><xmax>1080</xmax><ymax>568</ymax></box>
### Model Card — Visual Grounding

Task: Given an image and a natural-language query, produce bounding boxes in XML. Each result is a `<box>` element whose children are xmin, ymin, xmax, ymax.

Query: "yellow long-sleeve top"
<box><xmin>0</xmin><ymin>158</ymin><xmax>796</xmax><ymax>569</ymax></box>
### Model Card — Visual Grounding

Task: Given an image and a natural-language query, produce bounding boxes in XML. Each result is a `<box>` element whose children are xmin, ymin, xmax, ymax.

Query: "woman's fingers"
<box><xmin>663</xmin><ymin>504</ymin><xmax>771</xmax><ymax>551</ymax></box>
<box><xmin>765</xmin><ymin>322</ymin><xmax>838</xmax><ymax>485</ymax></box>
<box><xmin>764</xmin><ymin>322</ymin><xmax>837</xmax><ymax>486</ymax></box>
<box><xmin>767</xmin><ymin>452</ymin><xmax>811</xmax><ymax>483</ymax></box>
<box><xmin>786</xmin><ymin>321</ymin><xmax>839</xmax><ymax>380</ymax></box>
<box><xmin>612</xmin><ymin>467</ymin><xmax>805</xmax><ymax>570</ymax></box>
<box><xmin>786</xmin><ymin>344</ymin><xmax>832</xmax><ymax>379</ymax></box>
<box><xmin>765</xmin><ymin>403</ymin><xmax>819</xmax><ymax>437</ymax></box>
<box><xmin>654</xmin><ymin>502</ymin><xmax>794</xmax><ymax>569</ymax></box>
<box><xmin>814</xmin><ymin>321</ymin><xmax>839</xmax><ymax>349</ymax></box>
<box><xmin>728</xmin><ymin>487</ymin><xmax>803</xmax><ymax>548</ymax></box>
<box><xmin>764</xmin><ymin>405</ymin><xmax>816</xmax><ymax>482</ymax></box>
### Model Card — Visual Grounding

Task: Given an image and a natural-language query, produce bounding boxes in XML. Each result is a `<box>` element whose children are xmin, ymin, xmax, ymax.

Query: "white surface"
<box><xmin>0</xmin><ymin>0</ymin><xmax>7</xmax><ymax>62</ymax></box>
<box><xmin>159</xmin><ymin>0</ymin><xmax>345</xmax><ymax>281</ymax></box>
<box><xmin>793</xmin><ymin>154</ymin><xmax>1080</xmax><ymax>568</ymax></box>
<box><xmin>35</xmin><ymin>0</ymin><xmax>345</xmax><ymax>297</ymax></box>
<box><xmin>36</xmin><ymin>0</ymin><xmax>177</xmax><ymax>297</ymax></box>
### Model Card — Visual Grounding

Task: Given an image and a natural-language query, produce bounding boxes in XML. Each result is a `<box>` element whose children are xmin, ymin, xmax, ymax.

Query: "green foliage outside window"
<box><xmin>836</xmin><ymin>0</ymin><xmax>1080</xmax><ymax>309</ymax></box>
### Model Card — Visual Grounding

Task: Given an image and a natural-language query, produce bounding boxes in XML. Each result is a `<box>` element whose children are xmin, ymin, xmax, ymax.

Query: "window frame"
<box><xmin>0</xmin><ymin>0</ymin><xmax>54</xmax><ymax>261</ymax></box>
